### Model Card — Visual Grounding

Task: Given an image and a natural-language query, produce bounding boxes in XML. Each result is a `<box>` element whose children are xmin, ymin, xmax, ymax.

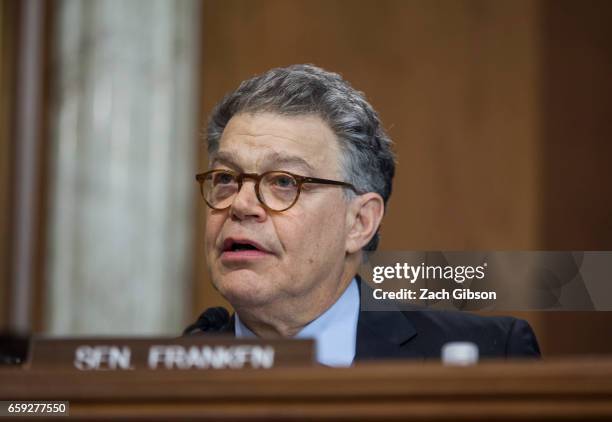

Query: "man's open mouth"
<box><xmin>228</xmin><ymin>243</ymin><xmax>259</xmax><ymax>252</ymax></box>
<box><xmin>221</xmin><ymin>238</ymin><xmax>271</xmax><ymax>259</ymax></box>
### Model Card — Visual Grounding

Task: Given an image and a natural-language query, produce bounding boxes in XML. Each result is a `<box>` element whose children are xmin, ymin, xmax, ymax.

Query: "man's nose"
<box><xmin>229</xmin><ymin>180</ymin><xmax>266</xmax><ymax>221</ymax></box>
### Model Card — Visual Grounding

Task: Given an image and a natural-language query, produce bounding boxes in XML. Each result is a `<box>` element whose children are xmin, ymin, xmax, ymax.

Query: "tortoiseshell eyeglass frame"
<box><xmin>195</xmin><ymin>169</ymin><xmax>360</xmax><ymax>212</ymax></box>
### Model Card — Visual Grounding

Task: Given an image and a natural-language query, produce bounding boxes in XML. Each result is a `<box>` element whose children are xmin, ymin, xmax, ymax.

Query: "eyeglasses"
<box><xmin>195</xmin><ymin>170</ymin><xmax>359</xmax><ymax>212</ymax></box>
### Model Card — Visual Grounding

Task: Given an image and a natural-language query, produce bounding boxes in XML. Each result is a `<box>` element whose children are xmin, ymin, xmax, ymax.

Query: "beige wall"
<box><xmin>193</xmin><ymin>0</ymin><xmax>612</xmax><ymax>356</ymax></box>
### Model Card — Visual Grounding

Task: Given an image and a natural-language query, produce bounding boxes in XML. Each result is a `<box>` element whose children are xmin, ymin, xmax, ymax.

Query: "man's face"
<box><xmin>204</xmin><ymin>112</ymin><xmax>351</xmax><ymax>312</ymax></box>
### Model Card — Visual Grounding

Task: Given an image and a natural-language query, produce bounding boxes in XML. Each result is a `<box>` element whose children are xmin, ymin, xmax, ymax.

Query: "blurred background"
<box><xmin>0</xmin><ymin>0</ymin><xmax>611</xmax><ymax>357</ymax></box>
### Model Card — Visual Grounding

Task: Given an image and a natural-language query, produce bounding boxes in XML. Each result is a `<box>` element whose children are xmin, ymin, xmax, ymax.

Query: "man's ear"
<box><xmin>345</xmin><ymin>193</ymin><xmax>385</xmax><ymax>254</ymax></box>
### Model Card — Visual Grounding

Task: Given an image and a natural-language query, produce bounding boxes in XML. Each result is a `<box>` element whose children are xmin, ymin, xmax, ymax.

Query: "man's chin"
<box><xmin>212</xmin><ymin>273</ymin><xmax>275</xmax><ymax>308</ymax></box>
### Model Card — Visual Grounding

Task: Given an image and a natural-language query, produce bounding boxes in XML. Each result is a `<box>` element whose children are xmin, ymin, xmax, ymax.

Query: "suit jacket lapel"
<box><xmin>355</xmin><ymin>275</ymin><xmax>422</xmax><ymax>361</ymax></box>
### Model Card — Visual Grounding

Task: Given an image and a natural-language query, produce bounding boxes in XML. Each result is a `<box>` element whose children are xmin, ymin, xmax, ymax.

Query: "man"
<box><xmin>186</xmin><ymin>64</ymin><xmax>540</xmax><ymax>366</ymax></box>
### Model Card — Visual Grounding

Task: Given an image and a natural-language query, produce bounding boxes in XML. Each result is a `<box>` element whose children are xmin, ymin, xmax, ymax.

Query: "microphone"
<box><xmin>183</xmin><ymin>307</ymin><xmax>231</xmax><ymax>335</ymax></box>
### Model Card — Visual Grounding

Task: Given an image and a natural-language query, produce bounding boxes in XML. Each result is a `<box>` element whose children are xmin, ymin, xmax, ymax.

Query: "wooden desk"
<box><xmin>2</xmin><ymin>358</ymin><xmax>612</xmax><ymax>420</ymax></box>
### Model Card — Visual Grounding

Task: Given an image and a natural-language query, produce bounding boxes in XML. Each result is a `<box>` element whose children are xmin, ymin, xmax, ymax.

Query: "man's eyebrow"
<box><xmin>210</xmin><ymin>151</ymin><xmax>241</xmax><ymax>169</ymax></box>
<box><xmin>263</xmin><ymin>152</ymin><xmax>316</xmax><ymax>173</ymax></box>
<box><xmin>211</xmin><ymin>151</ymin><xmax>316</xmax><ymax>173</ymax></box>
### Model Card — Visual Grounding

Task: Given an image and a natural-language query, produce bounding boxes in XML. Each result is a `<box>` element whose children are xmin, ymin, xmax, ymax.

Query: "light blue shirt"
<box><xmin>235</xmin><ymin>277</ymin><xmax>360</xmax><ymax>367</ymax></box>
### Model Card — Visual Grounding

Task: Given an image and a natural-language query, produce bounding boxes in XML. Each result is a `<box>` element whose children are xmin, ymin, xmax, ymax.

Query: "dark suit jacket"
<box><xmin>189</xmin><ymin>277</ymin><xmax>541</xmax><ymax>361</ymax></box>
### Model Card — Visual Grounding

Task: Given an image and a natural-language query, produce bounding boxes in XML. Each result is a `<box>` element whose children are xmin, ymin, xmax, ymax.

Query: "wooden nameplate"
<box><xmin>25</xmin><ymin>336</ymin><xmax>315</xmax><ymax>371</ymax></box>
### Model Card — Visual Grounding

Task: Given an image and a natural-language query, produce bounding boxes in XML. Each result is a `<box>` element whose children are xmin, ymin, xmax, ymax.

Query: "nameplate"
<box><xmin>26</xmin><ymin>337</ymin><xmax>315</xmax><ymax>371</ymax></box>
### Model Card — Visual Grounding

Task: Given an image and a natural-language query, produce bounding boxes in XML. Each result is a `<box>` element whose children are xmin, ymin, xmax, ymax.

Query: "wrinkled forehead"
<box><xmin>210</xmin><ymin>112</ymin><xmax>344</xmax><ymax>177</ymax></box>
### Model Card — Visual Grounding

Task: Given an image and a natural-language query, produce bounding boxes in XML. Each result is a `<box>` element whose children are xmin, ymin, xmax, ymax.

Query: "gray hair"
<box><xmin>205</xmin><ymin>64</ymin><xmax>396</xmax><ymax>251</ymax></box>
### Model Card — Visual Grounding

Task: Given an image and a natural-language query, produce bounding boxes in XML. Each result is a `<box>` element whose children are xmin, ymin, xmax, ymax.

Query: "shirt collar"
<box><xmin>235</xmin><ymin>277</ymin><xmax>360</xmax><ymax>367</ymax></box>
